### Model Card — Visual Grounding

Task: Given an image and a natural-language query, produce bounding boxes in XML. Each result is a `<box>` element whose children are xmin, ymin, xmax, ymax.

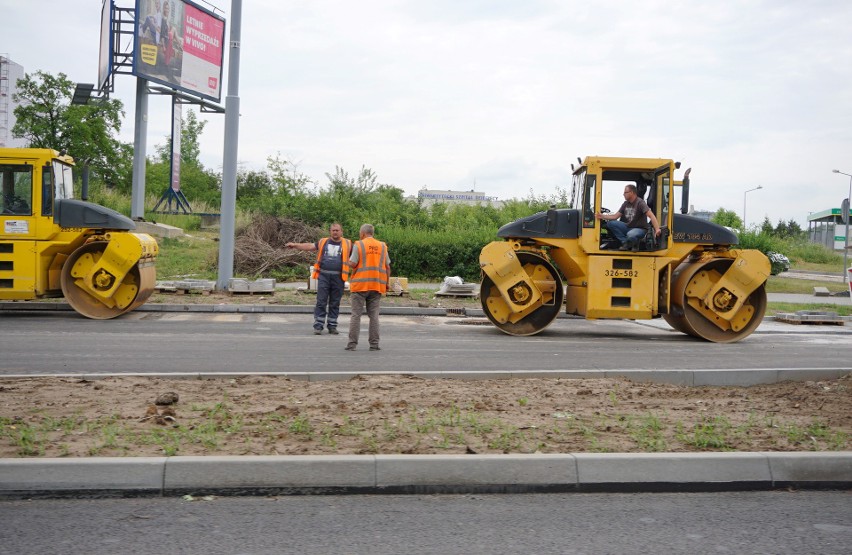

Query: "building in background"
<box><xmin>687</xmin><ymin>206</ymin><xmax>714</xmax><ymax>221</ymax></box>
<box><xmin>0</xmin><ymin>55</ymin><xmax>26</xmax><ymax>148</ymax></box>
<box><xmin>412</xmin><ymin>188</ymin><xmax>503</xmax><ymax>208</ymax></box>
<box><xmin>808</xmin><ymin>208</ymin><xmax>852</xmax><ymax>251</ymax></box>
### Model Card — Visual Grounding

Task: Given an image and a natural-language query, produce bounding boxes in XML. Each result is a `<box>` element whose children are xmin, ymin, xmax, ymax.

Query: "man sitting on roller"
<box><xmin>595</xmin><ymin>184</ymin><xmax>661</xmax><ymax>251</ymax></box>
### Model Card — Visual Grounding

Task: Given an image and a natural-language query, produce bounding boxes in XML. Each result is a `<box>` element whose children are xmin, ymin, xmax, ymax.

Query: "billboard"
<box><xmin>97</xmin><ymin>0</ymin><xmax>114</xmax><ymax>91</ymax></box>
<box><xmin>134</xmin><ymin>0</ymin><xmax>226</xmax><ymax>102</ymax></box>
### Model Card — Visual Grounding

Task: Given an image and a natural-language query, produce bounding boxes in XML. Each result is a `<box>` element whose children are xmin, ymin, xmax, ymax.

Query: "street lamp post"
<box><xmin>831</xmin><ymin>169</ymin><xmax>852</xmax><ymax>284</ymax></box>
<box><xmin>743</xmin><ymin>185</ymin><xmax>763</xmax><ymax>231</ymax></box>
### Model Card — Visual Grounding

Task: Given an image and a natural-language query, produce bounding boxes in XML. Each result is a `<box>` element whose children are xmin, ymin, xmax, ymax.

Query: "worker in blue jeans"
<box><xmin>286</xmin><ymin>223</ymin><xmax>351</xmax><ymax>334</ymax></box>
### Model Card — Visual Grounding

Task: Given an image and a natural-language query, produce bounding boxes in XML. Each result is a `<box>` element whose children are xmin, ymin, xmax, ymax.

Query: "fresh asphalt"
<box><xmin>1</xmin><ymin>285</ymin><xmax>850</xmax><ymax>498</ymax></box>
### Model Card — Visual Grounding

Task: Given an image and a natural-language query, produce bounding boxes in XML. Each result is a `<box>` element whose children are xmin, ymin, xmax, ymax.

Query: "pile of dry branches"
<box><xmin>233</xmin><ymin>216</ymin><xmax>323</xmax><ymax>276</ymax></box>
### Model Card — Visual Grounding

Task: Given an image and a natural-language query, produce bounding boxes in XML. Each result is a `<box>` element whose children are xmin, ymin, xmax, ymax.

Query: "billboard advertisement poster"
<box><xmin>98</xmin><ymin>0</ymin><xmax>113</xmax><ymax>91</ymax></box>
<box><xmin>134</xmin><ymin>0</ymin><xmax>225</xmax><ymax>102</ymax></box>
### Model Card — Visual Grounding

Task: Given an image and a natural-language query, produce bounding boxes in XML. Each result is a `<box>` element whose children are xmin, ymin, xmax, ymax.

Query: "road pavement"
<box><xmin>2</xmin><ymin>491</ymin><xmax>850</xmax><ymax>554</ymax></box>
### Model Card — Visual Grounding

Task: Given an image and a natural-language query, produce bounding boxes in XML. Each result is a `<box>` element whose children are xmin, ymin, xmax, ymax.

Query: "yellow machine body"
<box><xmin>0</xmin><ymin>148</ymin><xmax>158</xmax><ymax>319</ymax></box>
<box><xmin>479</xmin><ymin>156</ymin><xmax>770</xmax><ymax>342</ymax></box>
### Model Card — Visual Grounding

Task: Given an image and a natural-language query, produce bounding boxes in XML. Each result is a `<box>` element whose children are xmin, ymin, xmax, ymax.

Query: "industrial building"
<box><xmin>413</xmin><ymin>188</ymin><xmax>503</xmax><ymax>207</ymax></box>
<box><xmin>0</xmin><ymin>54</ymin><xmax>26</xmax><ymax>148</ymax></box>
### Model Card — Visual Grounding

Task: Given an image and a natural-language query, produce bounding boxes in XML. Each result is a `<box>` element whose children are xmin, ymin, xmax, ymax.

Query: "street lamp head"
<box><xmin>834</xmin><ymin>169</ymin><xmax>840</xmax><ymax>173</ymax></box>
<box><xmin>757</xmin><ymin>185</ymin><xmax>763</xmax><ymax>190</ymax></box>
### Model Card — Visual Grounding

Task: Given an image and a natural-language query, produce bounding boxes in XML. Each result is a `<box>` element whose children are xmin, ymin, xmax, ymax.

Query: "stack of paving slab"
<box><xmin>134</xmin><ymin>221</ymin><xmax>184</xmax><ymax>239</ymax></box>
<box><xmin>435</xmin><ymin>277</ymin><xmax>478</xmax><ymax>298</ymax></box>
<box><xmin>299</xmin><ymin>275</ymin><xmax>351</xmax><ymax>294</ymax></box>
<box><xmin>386</xmin><ymin>277</ymin><xmax>409</xmax><ymax>296</ymax></box>
<box><xmin>155</xmin><ymin>279</ymin><xmax>216</xmax><ymax>294</ymax></box>
<box><xmin>774</xmin><ymin>310</ymin><xmax>849</xmax><ymax>326</ymax></box>
<box><xmin>228</xmin><ymin>278</ymin><xmax>276</xmax><ymax>294</ymax></box>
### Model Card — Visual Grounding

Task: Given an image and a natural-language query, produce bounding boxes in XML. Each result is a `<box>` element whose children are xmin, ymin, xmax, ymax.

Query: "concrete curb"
<box><xmin>2</xmin><ymin>368</ymin><xmax>850</xmax><ymax>386</ymax></box>
<box><xmin>1</xmin><ymin>452</ymin><xmax>849</xmax><ymax>498</ymax></box>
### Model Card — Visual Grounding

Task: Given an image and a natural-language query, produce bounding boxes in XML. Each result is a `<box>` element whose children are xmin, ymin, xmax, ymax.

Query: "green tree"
<box><xmin>711</xmin><ymin>207</ymin><xmax>743</xmax><ymax>230</ymax></box>
<box><xmin>267</xmin><ymin>153</ymin><xmax>313</xmax><ymax>195</ymax></box>
<box><xmin>12</xmin><ymin>71</ymin><xmax>130</xmax><ymax>186</ymax></box>
<box><xmin>155</xmin><ymin>108</ymin><xmax>206</xmax><ymax>167</ymax></box>
<box><xmin>325</xmin><ymin>165</ymin><xmax>379</xmax><ymax>197</ymax></box>
<box><xmin>786</xmin><ymin>218</ymin><xmax>803</xmax><ymax>238</ymax></box>
<box><xmin>236</xmin><ymin>169</ymin><xmax>274</xmax><ymax>202</ymax></box>
<box><xmin>760</xmin><ymin>216</ymin><xmax>774</xmax><ymax>235</ymax></box>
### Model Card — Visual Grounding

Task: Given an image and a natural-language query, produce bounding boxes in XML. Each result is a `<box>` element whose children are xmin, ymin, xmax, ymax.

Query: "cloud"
<box><xmin>4</xmin><ymin>0</ymin><xmax>852</xmax><ymax>226</ymax></box>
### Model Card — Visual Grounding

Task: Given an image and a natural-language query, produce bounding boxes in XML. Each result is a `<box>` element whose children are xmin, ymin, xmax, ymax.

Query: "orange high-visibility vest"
<box><xmin>349</xmin><ymin>237</ymin><xmax>390</xmax><ymax>293</ymax></box>
<box><xmin>312</xmin><ymin>237</ymin><xmax>352</xmax><ymax>282</ymax></box>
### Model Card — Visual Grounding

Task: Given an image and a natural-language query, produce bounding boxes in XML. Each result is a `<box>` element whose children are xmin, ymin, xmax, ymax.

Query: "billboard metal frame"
<box><xmin>98</xmin><ymin>2</ymin><xmax>139</xmax><ymax>96</ymax></box>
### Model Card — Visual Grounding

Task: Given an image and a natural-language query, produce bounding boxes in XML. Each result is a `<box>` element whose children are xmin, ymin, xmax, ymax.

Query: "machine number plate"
<box><xmin>604</xmin><ymin>269</ymin><xmax>638</xmax><ymax>277</ymax></box>
<box><xmin>4</xmin><ymin>220</ymin><xmax>29</xmax><ymax>234</ymax></box>
<box><xmin>673</xmin><ymin>232</ymin><xmax>714</xmax><ymax>241</ymax></box>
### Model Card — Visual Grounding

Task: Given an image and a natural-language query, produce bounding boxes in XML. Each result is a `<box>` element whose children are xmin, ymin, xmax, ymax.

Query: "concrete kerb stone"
<box><xmin>164</xmin><ymin>455</ymin><xmax>375</xmax><ymax>491</ymax></box>
<box><xmin>374</xmin><ymin>454</ymin><xmax>577</xmax><ymax>489</ymax></box>
<box><xmin>0</xmin><ymin>457</ymin><xmax>166</xmax><ymax>497</ymax></box>
<box><xmin>2</xmin><ymin>453</ymin><xmax>850</xmax><ymax>498</ymax></box>
<box><xmin>574</xmin><ymin>452</ymin><xmax>771</xmax><ymax>488</ymax></box>
<box><xmin>3</xmin><ymin>368</ymin><xmax>850</xmax><ymax>386</ymax></box>
<box><xmin>765</xmin><ymin>452</ymin><xmax>852</xmax><ymax>485</ymax></box>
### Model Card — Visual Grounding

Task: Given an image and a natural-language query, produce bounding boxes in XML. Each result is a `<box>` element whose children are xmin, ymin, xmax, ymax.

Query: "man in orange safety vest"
<box><xmin>345</xmin><ymin>224</ymin><xmax>391</xmax><ymax>351</ymax></box>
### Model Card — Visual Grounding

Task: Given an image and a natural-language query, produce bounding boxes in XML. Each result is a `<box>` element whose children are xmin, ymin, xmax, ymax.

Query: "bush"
<box><xmin>380</xmin><ymin>226</ymin><xmax>495</xmax><ymax>281</ymax></box>
<box><xmin>738</xmin><ymin>232</ymin><xmax>842</xmax><ymax>266</ymax></box>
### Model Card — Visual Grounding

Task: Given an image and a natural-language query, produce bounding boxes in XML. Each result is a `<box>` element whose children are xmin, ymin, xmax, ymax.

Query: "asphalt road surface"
<box><xmin>0</xmin><ymin>311</ymin><xmax>849</xmax><ymax>376</ymax></box>
<box><xmin>1</xmin><ymin>491</ymin><xmax>850</xmax><ymax>554</ymax></box>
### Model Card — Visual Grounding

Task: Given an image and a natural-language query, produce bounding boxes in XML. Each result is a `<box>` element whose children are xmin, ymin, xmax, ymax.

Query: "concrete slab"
<box><xmin>692</xmin><ymin>369</ymin><xmax>782</xmax><ymax>386</ymax></box>
<box><xmin>163</xmin><ymin>455</ymin><xmax>375</xmax><ymax>490</ymax></box>
<box><xmin>135</xmin><ymin>221</ymin><xmax>183</xmax><ymax>239</ymax></box>
<box><xmin>771</xmin><ymin>368</ymin><xmax>852</xmax><ymax>382</ymax></box>
<box><xmin>0</xmin><ymin>457</ymin><xmax>165</xmax><ymax>493</ymax></box>
<box><xmin>375</xmin><ymin>454</ymin><xmax>577</xmax><ymax>487</ymax></box>
<box><xmin>574</xmin><ymin>452</ymin><xmax>771</xmax><ymax>485</ymax></box>
<box><xmin>767</xmin><ymin>452</ymin><xmax>852</xmax><ymax>484</ymax></box>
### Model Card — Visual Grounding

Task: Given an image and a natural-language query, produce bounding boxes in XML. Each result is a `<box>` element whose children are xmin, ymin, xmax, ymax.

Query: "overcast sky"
<box><xmin>4</xmin><ymin>0</ymin><xmax>852</xmax><ymax>227</ymax></box>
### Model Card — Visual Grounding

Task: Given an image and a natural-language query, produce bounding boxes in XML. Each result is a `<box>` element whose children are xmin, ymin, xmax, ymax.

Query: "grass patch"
<box><xmin>766</xmin><ymin>275</ymin><xmax>848</xmax><ymax>294</ymax></box>
<box><xmin>767</xmin><ymin>302</ymin><xmax>852</xmax><ymax>316</ymax></box>
<box><xmin>155</xmin><ymin>232</ymin><xmax>219</xmax><ymax>280</ymax></box>
<box><xmin>2</xmin><ymin>404</ymin><xmax>849</xmax><ymax>457</ymax></box>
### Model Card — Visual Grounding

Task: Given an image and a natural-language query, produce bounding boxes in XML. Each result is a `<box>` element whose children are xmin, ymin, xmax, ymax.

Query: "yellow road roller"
<box><xmin>0</xmin><ymin>148</ymin><xmax>157</xmax><ymax>319</ymax></box>
<box><xmin>479</xmin><ymin>156</ymin><xmax>770</xmax><ymax>343</ymax></box>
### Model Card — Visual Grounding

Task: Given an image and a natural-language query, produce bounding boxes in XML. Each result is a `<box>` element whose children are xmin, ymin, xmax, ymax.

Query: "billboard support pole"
<box><xmin>217</xmin><ymin>0</ymin><xmax>242</xmax><ymax>291</ymax></box>
<box><xmin>131</xmin><ymin>76</ymin><xmax>149</xmax><ymax>220</ymax></box>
